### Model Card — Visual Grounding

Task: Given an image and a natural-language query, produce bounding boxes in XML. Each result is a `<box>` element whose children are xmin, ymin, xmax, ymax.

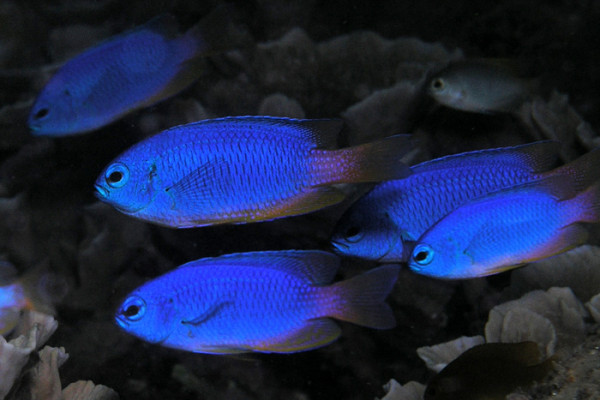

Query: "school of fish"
<box><xmin>18</xmin><ymin>10</ymin><xmax>600</xmax><ymax>363</ymax></box>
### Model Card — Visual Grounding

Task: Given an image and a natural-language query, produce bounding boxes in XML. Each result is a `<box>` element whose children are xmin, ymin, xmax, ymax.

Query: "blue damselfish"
<box><xmin>331</xmin><ymin>141</ymin><xmax>563</xmax><ymax>262</ymax></box>
<box><xmin>29</xmin><ymin>11</ymin><xmax>231</xmax><ymax>136</ymax></box>
<box><xmin>94</xmin><ymin>116</ymin><xmax>412</xmax><ymax>227</ymax></box>
<box><xmin>409</xmin><ymin>175</ymin><xmax>600</xmax><ymax>279</ymax></box>
<box><xmin>0</xmin><ymin>262</ymin><xmax>63</xmax><ymax>334</ymax></box>
<box><xmin>115</xmin><ymin>250</ymin><xmax>399</xmax><ymax>354</ymax></box>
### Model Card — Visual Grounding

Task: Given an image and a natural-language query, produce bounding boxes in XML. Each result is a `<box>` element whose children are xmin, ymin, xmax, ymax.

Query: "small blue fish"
<box><xmin>0</xmin><ymin>262</ymin><xmax>65</xmax><ymax>335</ymax></box>
<box><xmin>29</xmin><ymin>11</ymin><xmax>230</xmax><ymax>136</ymax></box>
<box><xmin>94</xmin><ymin>116</ymin><xmax>412</xmax><ymax>227</ymax></box>
<box><xmin>115</xmin><ymin>250</ymin><xmax>399</xmax><ymax>354</ymax></box>
<box><xmin>409</xmin><ymin>175</ymin><xmax>600</xmax><ymax>279</ymax></box>
<box><xmin>331</xmin><ymin>141</ymin><xmax>564</xmax><ymax>262</ymax></box>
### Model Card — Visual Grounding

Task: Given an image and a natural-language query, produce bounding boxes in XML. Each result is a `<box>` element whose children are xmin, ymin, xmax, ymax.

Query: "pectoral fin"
<box><xmin>181</xmin><ymin>301</ymin><xmax>232</xmax><ymax>326</ymax></box>
<box><xmin>166</xmin><ymin>158</ymin><xmax>227</xmax><ymax>209</ymax></box>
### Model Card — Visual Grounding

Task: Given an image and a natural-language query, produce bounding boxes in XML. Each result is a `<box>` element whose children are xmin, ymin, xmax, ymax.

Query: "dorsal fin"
<box><xmin>88</xmin><ymin>14</ymin><xmax>180</xmax><ymax>55</ymax></box>
<box><xmin>136</xmin><ymin>14</ymin><xmax>180</xmax><ymax>39</ymax></box>
<box><xmin>544</xmin><ymin>148</ymin><xmax>600</xmax><ymax>192</ymax></box>
<box><xmin>413</xmin><ymin>141</ymin><xmax>560</xmax><ymax>175</ymax></box>
<box><xmin>180</xmin><ymin>250</ymin><xmax>340</xmax><ymax>285</ymax></box>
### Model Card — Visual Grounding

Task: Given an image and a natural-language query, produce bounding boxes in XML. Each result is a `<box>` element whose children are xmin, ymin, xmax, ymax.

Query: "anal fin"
<box><xmin>254</xmin><ymin>319</ymin><xmax>341</xmax><ymax>353</ymax></box>
<box><xmin>253</xmin><ymin>187</ymin><xmax>346</xmax><ymax>222</ymax></box>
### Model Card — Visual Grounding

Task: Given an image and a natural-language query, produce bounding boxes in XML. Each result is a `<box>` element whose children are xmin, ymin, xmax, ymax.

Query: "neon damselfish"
<box><xmin>115</xmin><ymin>250</ymin><xmax>399</xmax><ymax>354</ymax></box>
<box><xmin>95</xmin><ymin>116</ymin><xmax>412</xmax><ymax>227</ymax></box>
<box><xmin>29</xmin><ymin>11</ymin><xmax>227</xmax><ymax>136</ymax></box>
<box><xmin>332</xmin><ymin>141</ymin><xmax>563</xmax><ymax>262</ymax></box>
<box><xmin>409</xmin><ymin>175</ymin><xmax>600</xmax><ymax>279</ymax></box>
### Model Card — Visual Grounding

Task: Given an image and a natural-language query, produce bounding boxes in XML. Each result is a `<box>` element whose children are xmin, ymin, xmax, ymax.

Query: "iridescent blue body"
<box><xmin>0</xmin><ymin>262</ymin><xmax>29</xmax><ymax>334</ymax></box>
<box><xmin>29</xmin><ymin>14</ymin><xmax>207</xmax><ymax>136</ymax></box>
<box><xmin>94</xmin><ymin>116</ymin><xmax>412</xmax><ymax>227</ymax></box>
<box><xmin>115</xmin><ymin>250</ymin><xmax>399</xmax><ymax>354</ymax></box>
<box><xmin>331</xmin><ymin>141</ymin><xmax>561</xmax><ymax>262</ymax></box>
<box><xmin>409</xmin><ymin>176</ymin><xmax>600</xmax><ymax>279</ymax></box>
<box><xmin>0</xmin><ymin>283</ymin><xmax>26</xmax><ymax>334</ymax></box>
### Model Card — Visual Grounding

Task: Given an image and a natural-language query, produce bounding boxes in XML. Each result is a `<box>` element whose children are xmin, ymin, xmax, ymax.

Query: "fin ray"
<box><xmin>314</xmin><ymin>134</ymin><xmax>413</xmax><ymax>185</ymax></box>
<box><xmin>329</xmin><ymin>265</ymin><xmax>400</xmax><ymax>329</ymax></box>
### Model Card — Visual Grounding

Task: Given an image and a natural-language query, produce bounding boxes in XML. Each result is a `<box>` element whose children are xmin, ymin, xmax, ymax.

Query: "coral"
<box><xmin>258</xmin><ymin>93</ymin><xmax>306</xmax><ymax>118</ymax></box>
<box><xmin>517</xmin><ymin>91</ymin><xmax>600</xmax><ymax>161</ymax></box>
<box><xmin>485</xmin><ymin>287</ymin><xmax>587</xmax><ymax>353</ymax></box>
<box><xmin>1</xmin><ymin>311</ymin><xmax>118</xmax><ymax>400</ymax></box>
<box><xmin>62</xmin><ymin>381</ymin><xmax>119</xmax><ymax>400</ymax></box>
<box><xmin>378</xmin><ymin>379</ymin><xmax>425</xmax><ymax>400</ymax></box>
<box><xmin>0</xmin><ymin>311</ymin><xmax>57</xmax><ymax>399</ymax></box>
<box><xmin>504</xmin><ymin>245</ymin><xmax>600</xmax><ymax>303</ymax></box>
<box><xmin>585</xmin><ymin>294</ymin><xmax>600</xmax><ymax>323</ymax></box>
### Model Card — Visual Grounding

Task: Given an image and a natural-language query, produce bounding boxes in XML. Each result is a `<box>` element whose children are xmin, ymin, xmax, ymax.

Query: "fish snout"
<box><xmin>330</xmin><ymin>238</ymin><xmax>349</xmax><ymax>252</ymax></box>
<box><xmin>115</xmin><ymin>312</ymin><xmax>130</xmax><ymax>329</ymax></box>
<box><xmin>94</xmin><ymin>184</ymin><xmax>109</xmax><ymax>200</ymax></box>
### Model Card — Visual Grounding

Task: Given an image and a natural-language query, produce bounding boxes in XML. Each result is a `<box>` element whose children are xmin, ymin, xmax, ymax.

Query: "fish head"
<box><xmin>427</xmin><ymin>74</ymin><xmax>468</xmax><ymax>111</ymax></box>
<box><xmin>115</xmin><ymin>287</ymin><xmax>176</xmax><ymax>344</ymax></box>
<box><xmin>408</xmin><ymin>236</ymin><xmax>468</xmax><ymax>279</ymax></box>
<box><xmin>94</xmin><ymin>156</ymin><xmax>157</xmax><ymax>215</ymax></box>
<box><xmin>331</xmin><ymin>208</ymin><xmax>401</xmax><ymax>261</ymax></box>
<box><xmin>28</xmin><ymin>76</ymin><xmax>84</xmax><ymax>136</ymax></box>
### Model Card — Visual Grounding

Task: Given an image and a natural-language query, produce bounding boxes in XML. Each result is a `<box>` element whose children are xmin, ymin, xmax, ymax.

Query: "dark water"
<box><xmin>2</xmin><ymin>1</ymin><xmax>599</xmax><ymax>399</ymax></box>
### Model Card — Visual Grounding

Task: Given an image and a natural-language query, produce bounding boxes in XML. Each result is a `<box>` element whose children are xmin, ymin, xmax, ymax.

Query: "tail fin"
<box><xmin>183</xmin><ymin>4</ymin><xmax>252</xmax><ymax>54</ymax></box>
<box><xmin>570</xmin><ymin>181</ymin><xmax>600</xmax><ymax>223</ymax></box>
<box><xmin>327</xmin><ymin>265</ymin><xmax>400</xmax><ymax>329</ymax></box>
<box><xmin>20</xmin><ymin>261</ymin><xmax>69</xmax><ymax>316</ymax></box>
<box><xmin>545</xmin><ymin>148</ymin><xmax>600</xmax><ymax>192</ymax></box>
<box><xmin>313</xmin><ymin>134</ymin><xmax>413</xmax><ymax>185</ymax></box>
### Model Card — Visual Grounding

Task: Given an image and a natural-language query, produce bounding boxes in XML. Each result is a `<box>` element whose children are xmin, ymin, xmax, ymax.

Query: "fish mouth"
<box><xmin>94</xmin><ymin>184</ymin><xmax>144</xmax><ymax>214</ymax></box>
<box><xmin>329</xmin><ymin>239</ymin><xmax>348</xmax><ymax>253</ymax></box>
<box><xmin>115</xmin><ymin>313</ymin><xmax>130</xmax><ymax>329</ymax></box>
<box><xmin>94</xmin><ymin>184</ymin><xmax>109</xmax><ymax>199</ymax></box>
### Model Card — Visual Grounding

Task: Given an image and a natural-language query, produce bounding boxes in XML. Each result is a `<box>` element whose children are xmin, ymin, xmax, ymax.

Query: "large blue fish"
<box><xmin>28</xmin><ymin>10</ymin><xmax>234</xmax><ymax>136</ymax></box>
<box><xmin>94</xmin><ymin>116</ymin><xmax>412</xmax><ymax>227</ymax></box>
<box><xmin>115</xmin><ymin>250</ymin><xmax>399</xmax><ymax>354</ymax></box>
<box><xmin>408</xmin><ymin>175</ymin><xmax>600</xmax><ymax>279</ymax></box>
<box><xmin>331</xmin><ymin>141</ymin><xmax>564</xmax><ymax>262</ymax></box>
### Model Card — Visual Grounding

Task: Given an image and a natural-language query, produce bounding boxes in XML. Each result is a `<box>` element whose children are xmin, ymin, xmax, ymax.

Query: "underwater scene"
<box><xmin>1</xmin><ymin>0</ymin><xmax>600</xmax><ymax>399</ymax></box>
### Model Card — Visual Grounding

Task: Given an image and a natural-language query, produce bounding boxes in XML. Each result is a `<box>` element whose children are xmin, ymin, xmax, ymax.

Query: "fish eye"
<box><xmin>120</xmin><ymin>295</ymin><xmax>146</xmax><ymax>322</ymax></box>
<box><xmin>34</xmin><ymin>108</ymin><xmax>49</xmax><ymax>120</ymax></box>
<box><xmin>412</xmin><ymin>244</ymin><xmax>434</xmax><ymax>266</ymax></box>
<box><xmin>431</xmin><ymin>78</ymin><xmax>445</xmax><ymax>91</ymax></box>
<box><xmin>344</xmin><ymin>226</ymin><xmax>363</xmax><ymax>243</ymax></box>
<box><xmin>105</xmin><ymin>163</ymin><xmax>129</xmax><ymax>188</ymax></box>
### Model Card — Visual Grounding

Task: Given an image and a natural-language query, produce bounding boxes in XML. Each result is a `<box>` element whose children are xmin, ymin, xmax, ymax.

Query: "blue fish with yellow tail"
<box><xmin>115</xmin><ymin>250</ymin><xmax>399</xmax><ymax>354</ymax></box>
<box><xmin>331</xmin><ymin>141</ymin><xmax>561</xmax><ymax>262</ymax></box>
<box><xmin>409</xmin><ymin>175</ymin><xmax>600</xmax><ymax>279</ymax></box>
<box><xmin>94</xmin><ymin>116</ymin><xmax>413</xmax><ymax>227</ymax></box>
<box><xmin>0</xmin><ymin>261</ymin><xmax>65</xmax><ymax>334</ymax></box>
<box><xmin>29</xmin><ymin>9</ymin><xmax>236</xmax><ymax>136</ymax></box>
